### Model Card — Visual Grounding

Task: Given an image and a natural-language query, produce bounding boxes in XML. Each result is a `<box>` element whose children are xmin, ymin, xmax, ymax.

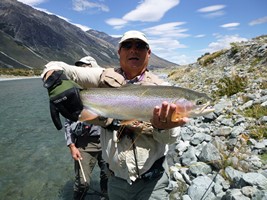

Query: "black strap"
<box><xmin>43</xmin><ymin>70</ymin><xmax>68</xmax><ymax>89</ymax></box>
<box><xmin>129</xmin><ymin>135</ymin><xmax>140</xmax><ymax>178</ymax></box>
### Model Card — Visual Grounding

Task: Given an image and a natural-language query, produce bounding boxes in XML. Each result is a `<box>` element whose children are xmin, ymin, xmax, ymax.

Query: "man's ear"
<box><xmin>148</xmin><ymin>49</ymin><xmax>151</xmax><ymax>57</ymax></box>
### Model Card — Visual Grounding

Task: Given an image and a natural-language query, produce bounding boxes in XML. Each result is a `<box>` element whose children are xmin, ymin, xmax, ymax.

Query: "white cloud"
<box><xmin>249</xmin><ymin>16</ymin><xmax>267</xmax><ymax>26</ymax></box>
<box><xmin>201</xmin><ymin>34</ymin><xmax>248</xmax><ymax>54</ymax></box>
<box><xmin>34</xmin><ymin>7</ymin><xmax>52</xmax><ymax>14</ymax></box>
<box><xmin>123</xmin><ymin>0</ymin><xmax>180</xmax><ymax>22</ymax></box>
<box><xmin>221</xmin><ymin>23</ymin><xmax>240</xmax><ymax>28</ymax></box>
<box><xmin>139</xmin><ymin>22</ymin><xmax>190</xmax><ymax>65</ymax></box>
<box><xmin>173</xmin><ymin>54</ymin><xmax>196</xmax><ymax>65</ymax></box>
<box><xmin>204</xmin><ymin>11</ymin><xmax>225</xmax><ymax>18</ymax></box>
<box><xmin>194</xmin><ymin>34</ymin><xmax>206</xmax><ymax>38</ymax></box>
<box><xmin>17</xmin><ymin>0</ymin><xmax>47</xmax><ymax>6</ymax></box>
<box><xmin>150</xmin><ymin>38</ymin><xmax>187</xmax><ymax>50</ymax></box>
<box><xmin>197</xmin><ymin>5</ymin><xmax>225</xmax><ymax>13</ymax></box>
<box><xmin>197</xmin><ymin>5</ymin><xmax>226</xmax><ymax>18</ymax></box>
<box><xmin>72</xmin><ymin>0</ymin><xmax>109</xmax><ymax>12</ymax></box>
<box><xmin>106</xmin><ymin>0</ymin><xmax>180</xmax><ymax>28</ymax></box>
<box><xmin>72</xmin><ymin>23</ymin><xmax>91</xmax><ymax>31</ymax></box>
<box><xmin>143</xmin><ymin>22</ymin><xmax>188</xmax><ymax>38</ymax></box>
<box><xmin>220</xmin><ymin>22</ymin><xmax>240</xmax><ymax>30</ymax></box>
<box><xmin>106</xmin><ymin>18</ymin><xmax>127</xmax><ymax>26</ymax></box>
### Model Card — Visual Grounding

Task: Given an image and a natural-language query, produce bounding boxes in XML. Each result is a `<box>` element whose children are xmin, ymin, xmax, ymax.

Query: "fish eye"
<box><xmin>196</xmin><ymin>100</ymin><xmax>203</xmax><ymax>105</ymax></box>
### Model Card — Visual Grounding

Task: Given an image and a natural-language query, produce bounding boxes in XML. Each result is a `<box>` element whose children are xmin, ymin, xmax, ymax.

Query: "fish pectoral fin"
<box><xmin>78</xmin><ymin>109</ymin><xmax>99</xmax><ymax>122</ymax></box>
<box><xmin>171</xmin><ymin>112</ymin><xmax>184</xmax><ymax>122</ymax></box>
<box><xmin>171</xmin><ymin>106</ymin><xmax>188</xmax><ymax>122</ymax></box>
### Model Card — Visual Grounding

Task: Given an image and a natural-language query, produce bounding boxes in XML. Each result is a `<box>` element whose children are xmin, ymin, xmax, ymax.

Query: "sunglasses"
<box><xmin>120</xmin><ymin>41</ymin><xmax>149</xmax><ymax>50</ymax></box>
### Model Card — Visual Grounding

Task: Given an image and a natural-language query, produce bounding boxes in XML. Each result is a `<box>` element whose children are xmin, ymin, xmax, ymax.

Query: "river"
<box><xmin>0</xmin><ymin>78</ymin><xmax>101</xmax><ymax>200</ymax></box>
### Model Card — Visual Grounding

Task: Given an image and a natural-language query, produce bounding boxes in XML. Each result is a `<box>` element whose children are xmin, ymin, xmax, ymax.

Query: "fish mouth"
<box><xmin>191</xmin><ymin>101</ymin><xmax>215</xmax><ymax>116</ymax></box>
<box><xmin>171</xmin><ymin>101</ymin><xmax>215</xmax><ymax>121</ymax></box>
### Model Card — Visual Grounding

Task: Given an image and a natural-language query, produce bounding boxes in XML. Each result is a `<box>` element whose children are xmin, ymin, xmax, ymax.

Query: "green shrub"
<box><xmin>248</xmin><ymin>125</ymin><xmax>267</xmax><ymax>140</ymax></box>
<box><xmin>215</xmin><ymin>75</ymin><xmax>248</xmax><ymax>97</ymax></box>
<box><xmin>229</xmin><ymin>42</ymin><xmax>239</xmax><ymax>57</ymax></box>
<box><xmin>260</xmin><ymin>153</ymin><xmax>267</xmax><ymax>165</ymax></box>
<box><xmin>260</xmin><ymin>81</ymin><xmax>267</xmax><ymax>89</ymax></box>
<box><xmin>242</xmin><ymin>104</ymin><xmax>267</xmax><ymax>119</ymax></box>
<box><xmin>0</xmin><ymin>68</ymin><xmax>42</xmax><ymax>76</ymax></box>
<box><xmin>201</xmin><ymin>50</ymin><xmax>225</xmax><ymax>66</ymax></box>
<box><xmin>251</xmin><ymin>57</ymin><xmax>261</xmax><ymax>67</ymax></box>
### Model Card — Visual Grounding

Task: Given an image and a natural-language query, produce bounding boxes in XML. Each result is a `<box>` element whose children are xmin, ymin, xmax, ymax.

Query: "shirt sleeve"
<box><xmin>64</xmin><ymin>119</ymin><xmax>76</xmax><ymax>146</ymax></box>
<box><xmin>41</xmin><ymin>61</ymin><xmax>104</xmax><ymax>88</ymax></box>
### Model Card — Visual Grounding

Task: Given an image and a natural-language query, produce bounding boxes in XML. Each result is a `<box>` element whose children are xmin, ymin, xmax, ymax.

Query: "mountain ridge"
<box><xmin>0</xmin><ymin>0</ymin><xmax>178</xmax><ymax>70</ymax></box>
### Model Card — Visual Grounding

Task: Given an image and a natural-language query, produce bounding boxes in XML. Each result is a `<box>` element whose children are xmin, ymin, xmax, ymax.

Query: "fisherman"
<box><xmin>42</xmin><ymin>30</ymin><xmax>188</xmax><ymax>200</ymax></box>
<box><xmin>64</xmin><ymin>56</ymin><xmax>108</xmax><ymax>200</ymax></box>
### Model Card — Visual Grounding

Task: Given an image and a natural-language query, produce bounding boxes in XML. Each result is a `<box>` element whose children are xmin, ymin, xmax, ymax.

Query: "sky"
<box><xmin>17</xmin><ymin>0</ymin><xmax>267</xmax><ymax>65</ymax></box>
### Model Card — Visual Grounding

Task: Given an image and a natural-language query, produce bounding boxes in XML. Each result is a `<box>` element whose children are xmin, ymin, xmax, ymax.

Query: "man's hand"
<box><xmin>69</xmin><ymin>144</ymin><xmax>82</xmax><ymax>161</ymax></box>
<box><xmin>43</xmin><ymin>70</ymin><xmax>83</xmax><ymax>130</ymax></box>
<box><xmin>151</xmin><ymin>101</ymin><xmax>188</xmax><ymax>130</ymax></box>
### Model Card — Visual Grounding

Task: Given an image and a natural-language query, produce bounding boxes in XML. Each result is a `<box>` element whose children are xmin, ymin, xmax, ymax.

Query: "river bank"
<box><xmin>0</xmin><ymin>75</ymin><xmax>41</xmax><ymax>81</ymax></box>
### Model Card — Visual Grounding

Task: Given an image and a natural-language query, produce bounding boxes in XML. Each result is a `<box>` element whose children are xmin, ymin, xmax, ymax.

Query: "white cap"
<box><xmin>75</xmin><ymin>56</ymin><xmax>100</xmax><ymax>68</ymax></box>
<box><xmin>119</xmin><ymin>30</ymin><xmax>149</xmax><ymax>45</ymax></box>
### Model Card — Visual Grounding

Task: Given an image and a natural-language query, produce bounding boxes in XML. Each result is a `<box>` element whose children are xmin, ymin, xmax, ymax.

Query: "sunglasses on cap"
<box><xmin>120</xmin><ymin>41</ymin><xmax>149</xmax><ymax>50</ymax></box>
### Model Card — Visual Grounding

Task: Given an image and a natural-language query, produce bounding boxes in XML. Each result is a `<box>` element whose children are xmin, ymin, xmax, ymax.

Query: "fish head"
<box><xmin>171</xmin><ymin>96</ymin><xmax>215</xmax><ymax>121</ymax></box>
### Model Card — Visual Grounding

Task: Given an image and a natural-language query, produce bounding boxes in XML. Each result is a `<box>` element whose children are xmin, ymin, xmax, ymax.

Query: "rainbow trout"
<box><xmin>79</xmin><ymin>85</ymin><xmax>214</xmax><ymax>122</ymax></box>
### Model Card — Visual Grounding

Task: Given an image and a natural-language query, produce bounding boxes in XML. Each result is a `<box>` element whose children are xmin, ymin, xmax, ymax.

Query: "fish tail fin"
<box><xmin>78</xmin><ymin>109</ymin><xmax>99</xmax><ymax>122</ymax></box>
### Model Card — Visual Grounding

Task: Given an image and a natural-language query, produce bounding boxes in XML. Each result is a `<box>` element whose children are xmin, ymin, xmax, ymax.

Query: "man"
<box><xmin>74</xmin><ymin>56</ymin><xmax>100</xmax><ymax>68</ymax></box>
<box><xmin>64</xmin><ymin>56</ymin><xmax>107</xmax><ymax>200</ymax></box>
<box><xmin>42</xmin><ymin>30</ymin><xmax>187</xmax><ymax>200</ymax></box>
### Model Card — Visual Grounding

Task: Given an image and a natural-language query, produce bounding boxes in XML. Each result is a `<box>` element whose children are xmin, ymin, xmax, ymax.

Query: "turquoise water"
<box><xmin>0</xmin><ymin>78</ymin><xmax>101</xmax><ymax>200</ymax></box>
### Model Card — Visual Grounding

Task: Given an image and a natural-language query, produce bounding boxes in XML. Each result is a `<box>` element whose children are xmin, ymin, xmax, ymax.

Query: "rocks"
<box><xmin>189</xmin><ymin>162</ymin><xmax>212</xmax><ymax>176</ymax></box>
<box><xmin>240</xmin><ymin>173</ymin><xmax>267</xmax><ymax>189</ymax></box>
<box><xmin>166</xmin><ymin>35</ymin><xmax>267</xmax><ymax>199</ymax></box>
<box><xmin>187</xmin><ymin>176</ymin><xmax>216</xmax><ymax>200</ymax></box>
<box><xmin>198</xmin><ymin>143</ymin><xmax>222</xmax><ymax>169</ymax></box>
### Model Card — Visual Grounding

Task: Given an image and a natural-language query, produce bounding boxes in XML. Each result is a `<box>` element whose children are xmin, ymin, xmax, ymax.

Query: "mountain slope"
<box><xmin>0</xmin><ymin>0</ymin><xmax>178</xmax><ymax>69</ymax></box>
<box><xmin>168</xmin><ymin>35</ymin><xmax>267</xmax><ymax>94</ymax></box>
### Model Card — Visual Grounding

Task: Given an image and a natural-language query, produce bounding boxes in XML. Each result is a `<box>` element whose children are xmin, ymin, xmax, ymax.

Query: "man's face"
<box><xmin>118</xmin><ymin>39</ymin><xmax>151</xmax><ymax>79</ymax></box>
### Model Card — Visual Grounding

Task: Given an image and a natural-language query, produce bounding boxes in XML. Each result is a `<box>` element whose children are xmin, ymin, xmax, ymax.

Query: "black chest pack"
<box><xmin>72</xmin><ymin>122</ymin><xmax>92</xmax><ymax>137</ymax></box>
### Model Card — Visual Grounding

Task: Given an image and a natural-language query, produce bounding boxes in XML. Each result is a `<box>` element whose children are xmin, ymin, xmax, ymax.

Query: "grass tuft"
<box><xmin>214</xmin><ymin>75</ymin><xmax>248</xmax><ymax>97</ymax></box>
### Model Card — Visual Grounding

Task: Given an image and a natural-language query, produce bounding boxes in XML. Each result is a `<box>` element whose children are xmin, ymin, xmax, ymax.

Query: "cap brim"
<box><xmin>75</xmin><ymin>61</ymin><xmax>87</xmax><ymax>66</ymax></box>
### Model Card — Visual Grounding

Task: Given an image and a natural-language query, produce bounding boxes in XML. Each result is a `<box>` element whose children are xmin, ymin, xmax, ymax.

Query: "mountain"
<box><xmin>0</xmin><ymin>0</ymin><xmax>178</xmax><ymax>70</ymax></box>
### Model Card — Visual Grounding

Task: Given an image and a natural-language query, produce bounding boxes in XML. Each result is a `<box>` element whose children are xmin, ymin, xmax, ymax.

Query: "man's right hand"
<box><xmin>69</xmin><ymin>144</ymin><xmax>82</xmax><ymax>161</ymax></box>
<box><xmin>43</xmin><ymin>70</ymin><xmax>83</xmax><ymax>130</ymax></box>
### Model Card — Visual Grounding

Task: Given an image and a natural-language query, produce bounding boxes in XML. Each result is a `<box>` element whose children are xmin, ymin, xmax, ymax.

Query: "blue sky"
<box><xmin>18</xmin><ymin>0</ymin><xmax>267</xmax><ymax>65</ymax></box>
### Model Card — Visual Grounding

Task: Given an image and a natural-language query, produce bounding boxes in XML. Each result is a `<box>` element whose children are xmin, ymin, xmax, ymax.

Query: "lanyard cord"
<box><xmin>130</xmin><ymin>135</ymin><xmax>140</xmax><ymax>178</ymax></box>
